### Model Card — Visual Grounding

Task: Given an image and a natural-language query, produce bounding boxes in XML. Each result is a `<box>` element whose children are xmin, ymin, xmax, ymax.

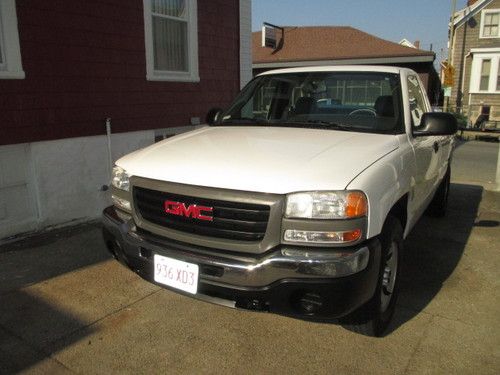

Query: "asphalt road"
<box><xmin>452</xmin><ymin>140</ymin><xmax>500</xmax><ymax>190</ymax></box>
<box><xmin>0</xmin><ymin>139</ymin><xmax>499</xmax><ymax>374</ymax></box>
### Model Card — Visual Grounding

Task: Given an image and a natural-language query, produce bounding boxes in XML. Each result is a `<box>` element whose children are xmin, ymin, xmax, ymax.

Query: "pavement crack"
<box><xmin>402</xmin><ymin>315</ymin><xmax>434</xmax><ymax>375</ymax></box>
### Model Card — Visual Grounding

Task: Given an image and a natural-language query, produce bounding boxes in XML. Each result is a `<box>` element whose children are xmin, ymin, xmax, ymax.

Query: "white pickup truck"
<box><xmin>103</xmin><ymin>66</ymin><xmax>456</xmax><ymax>336</ymax></box>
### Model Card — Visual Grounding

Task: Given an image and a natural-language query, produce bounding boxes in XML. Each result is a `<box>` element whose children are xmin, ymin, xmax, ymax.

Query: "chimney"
<box><xmin>414</xmin><ymin>40</ymin><xmax>420</xmax><ymax>49</ymax></box>
<box><xmin>467</xmin><ymin>0</ymin><xmax>478</xmax><ymax>6</ymax></box>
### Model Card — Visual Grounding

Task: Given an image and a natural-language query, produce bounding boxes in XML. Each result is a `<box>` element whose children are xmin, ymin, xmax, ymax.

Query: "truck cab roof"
<box><xmin>257</xmin><ymin>65</ymin><xmax>411</xmax><ymax>76</ymax></box>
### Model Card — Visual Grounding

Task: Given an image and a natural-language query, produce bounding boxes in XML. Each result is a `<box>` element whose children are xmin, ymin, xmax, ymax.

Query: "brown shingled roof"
<box><xmin>253</xmin><ymin>26</ymin><xmax>434</xmax><ymax>64</ymax></box>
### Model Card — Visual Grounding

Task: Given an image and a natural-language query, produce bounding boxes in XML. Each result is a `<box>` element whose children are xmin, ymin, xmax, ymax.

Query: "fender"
<box><xmin>346</xmin><ymin>134</ymin><xmax>414</xmax><ymax>239</ymax></box>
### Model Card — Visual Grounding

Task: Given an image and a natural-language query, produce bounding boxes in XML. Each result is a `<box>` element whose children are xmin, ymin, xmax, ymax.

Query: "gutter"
<box><xmin>253</xmin><ymin>55</ymin><xmax>436</xmax><ymax>69</ymax></box>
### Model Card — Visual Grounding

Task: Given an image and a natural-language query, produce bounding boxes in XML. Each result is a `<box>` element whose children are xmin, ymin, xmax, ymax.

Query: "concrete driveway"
<box><xmin>1</xmin><ymin>141</ymin><xmax>499</xmax><ymax>374</ymax></box>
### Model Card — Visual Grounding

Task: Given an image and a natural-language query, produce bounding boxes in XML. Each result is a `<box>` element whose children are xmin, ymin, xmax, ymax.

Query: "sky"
<box><xmin>252</xmin><ymin>0</ymin><xmax>469</xmax><ymax>64</ymax></box>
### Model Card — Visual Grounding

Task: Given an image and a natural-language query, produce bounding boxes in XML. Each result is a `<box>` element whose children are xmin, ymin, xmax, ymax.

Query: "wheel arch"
<box><xmin>386</xmin><ymin>193</ymin><xmax>409</xmax><ymax>237</ymax></box>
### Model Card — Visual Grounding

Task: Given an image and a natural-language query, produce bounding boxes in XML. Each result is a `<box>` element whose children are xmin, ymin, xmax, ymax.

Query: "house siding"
<box><xmin>0</xmin><ymin>0</ymin><xmax>247</xmax><ymax>238</ymax></box>
<box><xmin>0</xmin><ymin>0</ymin><xmax>241</xmax><ymax>146</ymax></box>
<box><xmin>239</xmin><ymin>0</ymin><xmax>252</xmax><ymax>88</ymax></box>
<box><xmin>451</xmin><ymin>0</ymin><xmax>500</xmax><ymax>120</ymax></box>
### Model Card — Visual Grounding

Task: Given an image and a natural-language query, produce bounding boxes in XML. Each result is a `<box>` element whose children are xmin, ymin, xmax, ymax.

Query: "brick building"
<box><xmin>0</xmin><ymin>0</ymin><xmax>252</xmax><ymax>238</ymax></box>
<box><xmin>449</xmin><ymin>0</ymin><xmax>500</xmax><ymax>124</ymax></box>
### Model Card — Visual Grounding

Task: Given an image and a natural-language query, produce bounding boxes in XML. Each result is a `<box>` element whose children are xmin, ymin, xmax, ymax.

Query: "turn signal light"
<box><xmin>345</xmin><ymin>192</ymin><xmax>368</xmax><ymax>218</ymax></box>
<box><xmin>342</xmin><ymin>228</ymin><xmax>362</xmax><ymax>242</ymax></box>
<box><xmin>284</xmin><ymin>229</ymin><xmax>362</xmax><ymax>244</ymax></box>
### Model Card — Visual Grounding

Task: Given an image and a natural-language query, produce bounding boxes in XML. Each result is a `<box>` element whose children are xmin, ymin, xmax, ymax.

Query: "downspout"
<box><xmin>465</xmin><ymin>52</ymin><xmax>473</xmax><ymax>125</ymax></box>
<box><xmin>462</xmin><ymin>51</ymin><xmax>471</xmax><ymax>112</ymax></box>
<box><xmin>106</xmin><ymin>118</ymin><xmax>113</xmax><ymax>177</ymax></box>
<box><xmin>99</xmin><ymin>118</ymin><xmax>113</xmax><ymax>192</ymax></box>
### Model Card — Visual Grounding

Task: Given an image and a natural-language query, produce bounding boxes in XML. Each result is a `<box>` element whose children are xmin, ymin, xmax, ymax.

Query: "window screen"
<box><xmin>151</xmin><ymin>0</ymin><xmax>189</xmax><ymax>72</ymax></box>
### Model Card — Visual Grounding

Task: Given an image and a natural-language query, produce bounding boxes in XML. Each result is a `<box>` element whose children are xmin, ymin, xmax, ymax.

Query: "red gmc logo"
<box><xmin>164</xmin><ymin>200</ymin><xmax>214</xmax><ymax>221</ymax></box>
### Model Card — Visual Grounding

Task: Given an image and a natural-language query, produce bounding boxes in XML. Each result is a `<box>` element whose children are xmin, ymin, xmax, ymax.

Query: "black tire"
<box><xmin>426</xmin><ymin>165</ymin><xmax>451</xmax><ymax>217</ymax></box>
<box><xmin>341</xmin><ymin>215</ymin><xmax>403</xmax><ymax>337</ymax></box>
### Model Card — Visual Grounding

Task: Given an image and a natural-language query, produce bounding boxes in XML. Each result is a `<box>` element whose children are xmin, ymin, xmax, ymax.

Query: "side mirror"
<box><xmin>206</xmin><ymin>107</ymin><xmax>223</xmax><ymax>125</ymax></box>
<box><xmin>413</xmin><ymin>112</ymin><xmax>458</xmax><ymax>137</ymax></box>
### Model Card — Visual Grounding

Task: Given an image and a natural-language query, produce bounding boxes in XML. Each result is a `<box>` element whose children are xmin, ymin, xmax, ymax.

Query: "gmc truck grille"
<box><xmin>133</xmin><ymin>186</ymin><xmax>271</xmax><ymax>241</ymax></box>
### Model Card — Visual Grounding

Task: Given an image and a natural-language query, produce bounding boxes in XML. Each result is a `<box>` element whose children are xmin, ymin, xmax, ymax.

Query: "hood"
<box><xmin>117</xmin><ymin>126</ymin><xmax>399</xmax><ymax>194</ymax></box>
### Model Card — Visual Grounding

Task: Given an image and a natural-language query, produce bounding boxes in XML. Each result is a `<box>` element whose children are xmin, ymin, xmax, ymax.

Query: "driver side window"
<box><xmin>407</xmin><ymin>75</ymin><xmax>427</xmax><ymax>128</ymax></box>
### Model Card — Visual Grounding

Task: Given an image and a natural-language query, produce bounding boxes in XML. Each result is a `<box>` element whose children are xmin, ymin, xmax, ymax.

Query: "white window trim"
<box><xmin>469</xmin><ymin>49</ymin><xmax>500</xmax><ymax>94</ymax></box>
<box><xmin>479</xmin><ymin>8</ymin><xmax>500</xmax><ymax>39</ymax></box>
<box><xmin>143</xmin><ymin>0</ymin><xmax>199</xmax><ymax>82</ymax></box>
<box><xmin>0</xmin><ymin>0</ymin><xmax>24</xmax><ymax>79</ymax></box>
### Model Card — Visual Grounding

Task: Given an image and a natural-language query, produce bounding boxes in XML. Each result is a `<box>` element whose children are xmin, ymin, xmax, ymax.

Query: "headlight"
<box><xmin>285</xmin><ymin>191</ymin><xmax>367</xmax><ymax>219</ymax></box>
<box><xmin>111</xmin><ymin>166</ymin><xmax>130</xmax><ymax>191</ymax></box>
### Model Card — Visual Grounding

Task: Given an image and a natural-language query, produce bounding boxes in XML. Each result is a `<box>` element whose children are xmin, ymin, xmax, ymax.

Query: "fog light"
<box><xmin>284</xmin><ymin>229</ymin><xmax>361</xmax><ymax>244</ymax></box>
<box><xmin>112</xmin><ymin>194</ymin><xmax>131</xmax><ymax>212</ymax></box>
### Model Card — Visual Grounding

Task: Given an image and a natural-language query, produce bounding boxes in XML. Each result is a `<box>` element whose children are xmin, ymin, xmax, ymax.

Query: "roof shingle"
<box><xmin>253</xmin><ymin>26</ymin><xmax>435</xmax><ymax>64</ymax></box>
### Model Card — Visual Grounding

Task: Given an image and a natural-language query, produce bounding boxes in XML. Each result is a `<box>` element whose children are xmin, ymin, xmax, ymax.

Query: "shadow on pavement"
<box><xmin>0</xmin><ymin>222</ymin><xmax>110</xmax><ymax>372</ymax></box>
<box><xmin>473</xmin><ymin>220</ymin><xmax>499</xmax><ymax>227</ymax></box>
<box><xmin>0</xmin><ymin>222</ymin><xmax>111</xmax><ymax>294</ymax></box>
<box><xmin>387</xmin><ymin>183</ymin><xmax>483</xmax><ymax>334</ymax></box>
<box><xmin>0</xmin><ymin>290</ymin><xmax>96</xmax><ymax>373</ymax></box>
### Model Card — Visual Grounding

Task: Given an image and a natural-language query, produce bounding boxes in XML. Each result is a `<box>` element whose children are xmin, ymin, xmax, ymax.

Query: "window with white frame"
<box><xmin>480</xmin><ymin>9</ymin><xmax>500</xmax><ymax>38</ymax></box>
<box><xmin>470</xmin><ymin>50</ymin><xmax>500</xmax><ymax>93</ymax></box>
<box><xmin>0</xmin><ymin>0</ymin><xmax>24</xmax><ymax>79</ymax></box>
<box><xmin>143</xmin><ymin>0</ymin><xmax>199</xmax><ymax>82</ymax></box>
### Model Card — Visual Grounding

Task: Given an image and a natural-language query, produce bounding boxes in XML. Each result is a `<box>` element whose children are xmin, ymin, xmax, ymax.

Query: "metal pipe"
<box><xmin>444</xmin><ymin>0</ymin><xmax>457</xmax><ymax>112</ymax></box>
<box><xmin>106</xmin><ymin>118</ymin><xmax>113</xmax><ymax>177</ymax></box>
<box><xmin>461</xmin><ymin>52</ymin><xmax>471</xmax><ymax>116</ymax></box>
<box><xmin>449</xmin><ymin>0</ymin><xmax>457</xmax><ymax>66</ymax></box>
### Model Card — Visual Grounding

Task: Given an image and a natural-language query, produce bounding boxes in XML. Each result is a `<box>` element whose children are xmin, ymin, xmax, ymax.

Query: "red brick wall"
<box><xmin>0</xmin><ymin>0</ymin><xmax>240</xmax><ymax>146</ymax></box>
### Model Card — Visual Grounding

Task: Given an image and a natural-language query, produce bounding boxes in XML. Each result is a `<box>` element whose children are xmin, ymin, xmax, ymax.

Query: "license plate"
<box><xmin>153</xmin><ymin>254</ymin><xmax>199</xmax><ymax>294</ymax></box>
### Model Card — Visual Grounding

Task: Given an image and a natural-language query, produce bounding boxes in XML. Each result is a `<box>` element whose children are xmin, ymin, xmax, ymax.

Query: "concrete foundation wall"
<box><xmin>0</xmin><ymin>129</ymin><xmax>155</xmax><ymax>239</ymax></box>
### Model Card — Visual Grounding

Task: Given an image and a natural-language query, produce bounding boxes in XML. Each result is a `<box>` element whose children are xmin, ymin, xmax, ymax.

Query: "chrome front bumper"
<box><xmin>102</xmin><ymin>206</ymin><xmax>372</xmax><ymax>288</ymax></box>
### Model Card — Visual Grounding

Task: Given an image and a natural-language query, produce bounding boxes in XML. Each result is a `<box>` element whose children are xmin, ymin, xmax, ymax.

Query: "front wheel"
<box><xmin>341</xmin><ymin>215</ymin><xmax>403</xmax><ymax>337</ymax></box>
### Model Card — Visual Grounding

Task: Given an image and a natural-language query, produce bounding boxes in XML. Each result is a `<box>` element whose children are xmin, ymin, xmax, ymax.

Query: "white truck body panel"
<box><xmin>346</xmin><ymin>134</ymin><xmax>413</xmax><ymax>239</ymax></box>
<box><xmin>116</xmin><ymin>126</ymin><xmax>399</xmax><ymax>195</ymax></box>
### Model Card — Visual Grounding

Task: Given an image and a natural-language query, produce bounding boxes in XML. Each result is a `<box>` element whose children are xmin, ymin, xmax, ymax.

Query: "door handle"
<box><xmin>433</xmin><ymin>142</ymin><xmax>439</xmax><ymax>153</ymax></box>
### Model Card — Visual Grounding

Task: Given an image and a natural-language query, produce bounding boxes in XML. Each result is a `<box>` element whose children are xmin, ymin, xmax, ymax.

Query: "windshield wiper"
<box><xmin>220</xmin><ymin>117</ymin><xmax>265</xmax><ymax>124</ymax></box>
<box><xmin>286</xmin><ymin>120</ymin><xmax>352</xmax><ymax>131</ymax></box>
<box><xmin>307</xmin><ymin>120</ymin><xmax>351</xmax><ymax>130</ymax></box>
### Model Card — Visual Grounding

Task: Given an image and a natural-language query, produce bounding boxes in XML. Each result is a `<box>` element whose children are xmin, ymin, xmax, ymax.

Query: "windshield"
<box><xmin>220</xmin><ymin>71</ymin><xmax>403</xmax><ymax>134</ymax></box>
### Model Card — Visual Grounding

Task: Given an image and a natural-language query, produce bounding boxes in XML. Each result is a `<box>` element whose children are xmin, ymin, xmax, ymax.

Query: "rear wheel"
<box><xmin>427</xmin><ymin>165</ymin><xmax>451</xmax><ymax>217</ymax></box>
<box><xmin>341</xmin><ymin>215</ymin><xmax>403</xmax><ymax>337</ymax></box>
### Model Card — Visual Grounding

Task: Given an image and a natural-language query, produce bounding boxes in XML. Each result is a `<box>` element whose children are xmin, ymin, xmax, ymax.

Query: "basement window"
<box><xmin>0</xmin><ymin>0</ymin><xmax>24</xmax><ymax>79</ymax></box>
<box><xmin>143</xmin><ymin>0</ymin><xmax>199</xmax><ymax>82</ymax></box>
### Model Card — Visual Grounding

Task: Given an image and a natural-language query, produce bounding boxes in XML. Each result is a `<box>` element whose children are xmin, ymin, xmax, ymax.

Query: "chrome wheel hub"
<box><xmin>380</xmin><ymin>242</ymin><xmax>398</xmax><ymax>312</ymax></box>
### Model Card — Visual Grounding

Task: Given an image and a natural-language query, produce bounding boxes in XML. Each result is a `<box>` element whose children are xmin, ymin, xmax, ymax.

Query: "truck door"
<box><xmin>407</xmin><ymin>74</ymin><xmax>441</xmax><ymax>212</ymax></box>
